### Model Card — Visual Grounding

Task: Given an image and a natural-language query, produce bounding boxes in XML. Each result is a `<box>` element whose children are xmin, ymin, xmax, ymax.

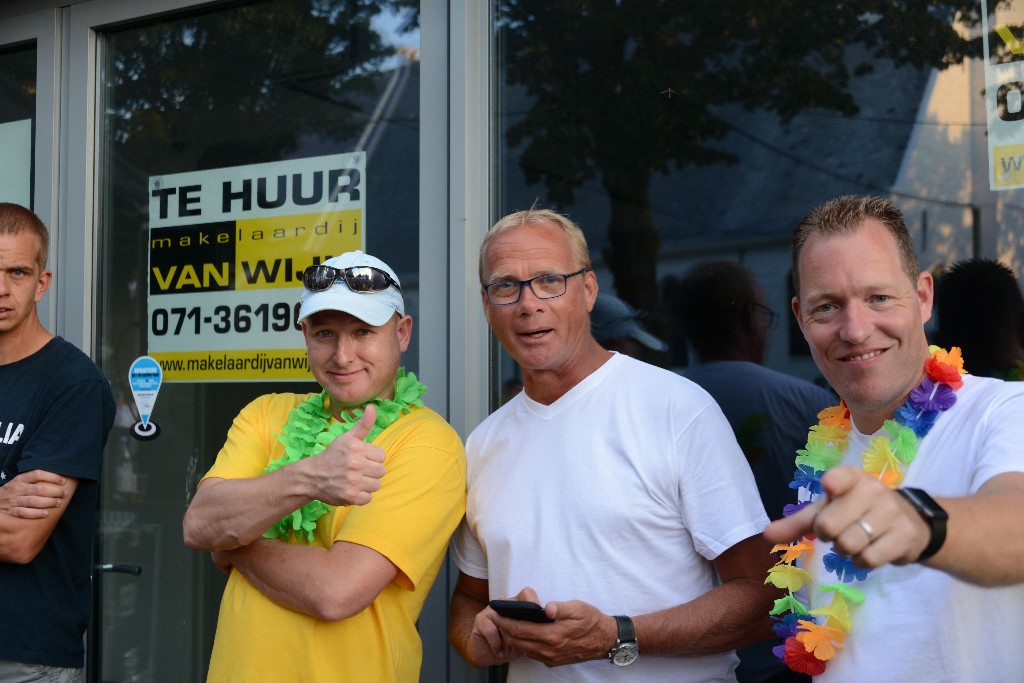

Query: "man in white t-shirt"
<box><xmin>764</xmin><ymin>195</ymin><xmax>1024</xmax><ymax>681</ymax></box>
<box><xmin>449</xmin><ymin>209</ymin><xmax>779</xmax><ymax>682</ymax></box>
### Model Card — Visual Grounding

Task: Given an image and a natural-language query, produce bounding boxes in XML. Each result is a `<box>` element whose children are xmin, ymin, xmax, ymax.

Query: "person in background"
<box><xmin>0</xmin><ymin>203</ymin><xmax>116</xmax><ymax>682</ymax></box>
<box><xmin>183</xmin><ymin>250</ymin><xmax>466</xmax><ymax>683</ymax></box>
<box><xmin>449</xmin><ymin>208</ymin><xmax>778</xmax><ymax>682</ymax></box>
<box><xmin>589</xmin><ymin>291</ymin><xmax>668</xmax><ymax>361</ymax></box>
<box><xmin>764</xmin><ymin>195</ymin><xmax>1024</xmax><ymax>680</ymax></box>
<box><xmin>674</xmin><ymin>260</ymin><xmax>836</xmax><ymax>521</ymax></box>
<box><xmin>674</xmin><ymin>260</ymin><xmax>835</xmax><ymax>683</ymax></box>
<box><xmin>933</xmin><ymin>258</ymin><xmax>1024</xmax><ymax>381</ymax></box>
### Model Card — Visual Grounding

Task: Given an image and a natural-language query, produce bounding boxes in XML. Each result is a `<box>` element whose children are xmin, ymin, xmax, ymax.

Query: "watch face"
<box><xmin>612</xmin><ymin>643</ymin><xmax>639</xmax><ymax>666</ymax></box>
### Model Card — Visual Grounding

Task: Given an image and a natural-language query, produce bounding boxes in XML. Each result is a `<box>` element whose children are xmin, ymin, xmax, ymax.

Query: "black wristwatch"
<box><xmin>607</xmin><ymin>615</ymin><xmax>639</xmax><ymax>666</ymax></box>
<box><xmin>896</xmin><ymin>487</ymin><xmax>948</xmax><ymax>562</ymax></box>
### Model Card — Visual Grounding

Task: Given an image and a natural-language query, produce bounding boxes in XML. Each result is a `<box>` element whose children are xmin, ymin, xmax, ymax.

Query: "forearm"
<box><xmin>449</xmin><ymin>589</ymin><xmax>489</xmax><ymax>662</ymax></box>
<box><xmin>225</xmin><ymin>540</ymin><xmax>334</xmax><ymax>618</ymax></box>
<box><xmin>0</xmin><ymin>475</ymin><xmax>76</xmax><ymax>564</ymax></box>
<box><xmin>634</xmin><ymin>535</ymin><xmax>779</xmax><ymax>658</ymax></box>
<box><xmin>185</xmin><ymin>415</ymin><xmax>391</xmax><ymax>552</ymax></box>
<box><xmin>0</xmin><ymin>519</ymin><xmax>50</xmax><ymax>564</ymax></box>
<box><xmin>448</xmin><ymin>572</ymin><xmax>511</xmax><ymax>667</ymax></box>
<box><xmin>183</xmin><ymin>467</ymin><xmax>316</xmax><ymax>551</ymax></box>
<box><xmin>633</xmin><ymin>578</ymin><xmax>777</xmax><ymax>657</ymax></box>
<box><xmin>928</xmin><ymin>472</ymin><xmax>1024</xmax><ymax>586</ymax></box>
<box><xmin>224</xmin><ymin>538</ymin><xmax>397</xmax><ymax>621</ymax></box>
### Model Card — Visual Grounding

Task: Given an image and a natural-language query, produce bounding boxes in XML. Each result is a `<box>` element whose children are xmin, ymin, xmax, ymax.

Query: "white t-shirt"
<box><xmin>453</xmin><ymin>353</ymin><xmax>770</xmax><ymax>682</ymax></box>
<box><xmin>807</xmin><ymin>374</ymin><xmax>1024</xmax><ymax>682</ymax></box>
<box><xmin>684</xmin><ymin>360</ymin><xmax>836</xmax><ymax>519</ymax></box>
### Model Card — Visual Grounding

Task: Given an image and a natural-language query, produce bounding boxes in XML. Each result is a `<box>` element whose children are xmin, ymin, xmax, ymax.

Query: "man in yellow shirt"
<box><xmin>183</xmin><ymin>250</ymin><xmax>466</xmax><ymax>683</ymax></box>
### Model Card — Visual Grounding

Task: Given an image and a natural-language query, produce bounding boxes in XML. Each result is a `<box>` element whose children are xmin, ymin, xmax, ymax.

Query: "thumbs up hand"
<box><xmin>305</xmin><ymin>404</ymin><xmax>387</xmax><ymax>507</ymax></box>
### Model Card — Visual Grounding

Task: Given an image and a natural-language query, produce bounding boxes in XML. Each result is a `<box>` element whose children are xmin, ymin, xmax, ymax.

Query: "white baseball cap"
<box><xmin>298</xmin><ymin>250</ymin><xmax>405</xmax><ymax>326</ymax></box>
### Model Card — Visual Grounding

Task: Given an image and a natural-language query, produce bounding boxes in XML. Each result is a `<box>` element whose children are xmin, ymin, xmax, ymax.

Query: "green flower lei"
<box><xmin>262</xmin><ymin>368</ymin><xmax>426</xmax><ymax>542</ymax></box>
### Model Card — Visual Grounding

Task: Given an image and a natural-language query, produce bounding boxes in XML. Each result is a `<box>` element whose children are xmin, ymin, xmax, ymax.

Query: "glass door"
<box><xmin>88</xmin><ymin>1</ymin><xmax>423</xmax><ymax>679</ymax></box>
<box><xmin>0</xmin><ymin>42</ymin><xmax>34</xmax><ymax>207</ymax></box>
<box><xmin>0</xmin><ymin>7</ymin><xmax>59</xmax><ymax>330</ymax></box>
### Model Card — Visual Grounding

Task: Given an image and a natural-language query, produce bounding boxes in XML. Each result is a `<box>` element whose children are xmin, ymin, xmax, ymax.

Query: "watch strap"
<box><xmin>896</xmin><ymin>487</ymin><xmax>948</xmax><ymax>562</ymax></box>
<box><xmin>613</xmin><ymin>615</ymin><xmax>635</xmax><ymax>644</ymax></box>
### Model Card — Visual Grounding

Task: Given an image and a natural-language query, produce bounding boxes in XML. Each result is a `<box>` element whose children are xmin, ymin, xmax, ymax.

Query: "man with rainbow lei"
<box><xmin>183</xmin><ymin>250</ymin><xmax>466</xmax><ymax>683</ymax></box>
<box><xmin>763</xmin><ymin>195</ymin><xmax>1024</xmax><ymax>681</ymax></box>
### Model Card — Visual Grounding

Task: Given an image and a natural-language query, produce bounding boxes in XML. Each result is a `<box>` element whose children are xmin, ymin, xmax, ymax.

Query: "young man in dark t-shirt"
<box><xmin>0</xmin><ymin>203</ymin><xmax>115</xmax><ymax>681</ymax></box>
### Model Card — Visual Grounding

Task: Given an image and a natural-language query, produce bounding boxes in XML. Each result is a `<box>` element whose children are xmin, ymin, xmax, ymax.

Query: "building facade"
<box><xmin>1</xmin><ymin>0</ymin><xmax>1022</xmax><ymax>680</ymax></box>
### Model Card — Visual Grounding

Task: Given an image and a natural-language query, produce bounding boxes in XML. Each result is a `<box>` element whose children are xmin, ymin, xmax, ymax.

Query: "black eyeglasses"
<box><xmin>302</xmin><ymin>265</ymin><xmax>402</xmax><ymax>294</ymax></box>
<box><xmin>749</xmin><ymin>301</ymin><xmax>776</xmax><ymax>329</ymax></box>
<box><xmin>482</xmin><ymin>269</ymin><xmax>589</xmax><ymax>305</ymax></box>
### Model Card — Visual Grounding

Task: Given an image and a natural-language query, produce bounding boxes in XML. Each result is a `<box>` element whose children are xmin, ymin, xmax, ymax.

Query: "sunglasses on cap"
<box><xmin>302</xmin><ymin>264</ymin><xmax>403</xmax><ymax>294</ymax></box>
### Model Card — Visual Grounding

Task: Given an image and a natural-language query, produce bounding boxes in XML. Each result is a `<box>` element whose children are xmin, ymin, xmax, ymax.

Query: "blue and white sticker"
<box><xmin>128</xmin><ymin>356</ymin><xmax>163</xmax><ymax>441</ymax></box>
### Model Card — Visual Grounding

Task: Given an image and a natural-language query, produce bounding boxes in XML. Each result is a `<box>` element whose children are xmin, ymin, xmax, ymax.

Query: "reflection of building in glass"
<box><xmin>493</xmin><ymin>21</ymin><xmax>1022</xmax><ymax>383</ymax></box>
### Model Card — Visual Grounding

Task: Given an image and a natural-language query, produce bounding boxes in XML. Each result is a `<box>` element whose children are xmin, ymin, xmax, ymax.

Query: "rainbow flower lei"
<box><xmin>765</xmin><ymin>346</ymin><xmax>966</xmax><ymax>675</ymax></box>
<box><xmin>262</xmin><ymin>368</ymin><xmax>426</xmax><ymax>542</ymax></box>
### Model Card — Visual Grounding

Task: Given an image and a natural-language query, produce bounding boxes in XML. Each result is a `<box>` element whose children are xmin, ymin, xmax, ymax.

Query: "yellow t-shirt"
<box><xmin>202</xmin><ymin>393</ymin><xmax>466</xmax><ymax>683</ymax></box>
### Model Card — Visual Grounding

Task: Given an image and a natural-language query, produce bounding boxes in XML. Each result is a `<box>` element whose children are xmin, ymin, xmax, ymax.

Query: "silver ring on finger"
<box><xmin>857</xmin><ymin>518</ymin><xmax>876</xmax><ymax>543</ymax></box>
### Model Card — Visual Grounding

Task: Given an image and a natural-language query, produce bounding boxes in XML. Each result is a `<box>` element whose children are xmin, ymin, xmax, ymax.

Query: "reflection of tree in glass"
<box><xmin>0</xmin><ymin>46</ymin><xmax>36</xmax><ymax>125</ymax></box>
<box><xmin>496</xmin><ymin>1</ymin><xmax>995</xmax><ymax>325</ymax></box>
<box><xmin>106</xmin><ymin>0</ymin><xmax>407</xmax><ymax>171</ymax></box>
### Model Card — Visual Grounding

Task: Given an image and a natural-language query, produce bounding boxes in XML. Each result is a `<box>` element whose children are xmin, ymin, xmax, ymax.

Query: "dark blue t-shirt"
<box><xmin>0</xmin><ymin>337</ymin><xmax>115</xmax><ymax>667</ymax></box>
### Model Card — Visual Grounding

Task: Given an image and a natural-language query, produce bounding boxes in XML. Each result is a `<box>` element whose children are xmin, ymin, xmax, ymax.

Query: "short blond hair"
<box><xmin>0</xmin><ymin>203</ymin><xmax>49</xmax><ymax>270</ymax></box>
<box><xmin>479</xmin><ymin>209</ymin><xmax>592</xmax><ymax>283</ymax></box>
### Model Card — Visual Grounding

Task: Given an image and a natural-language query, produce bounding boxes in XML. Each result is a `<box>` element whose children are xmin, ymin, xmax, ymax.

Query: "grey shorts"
<box><xmin>0</xmin><ymin>660</ymin><xmax>82</xmax><ymax>683</ymax></box>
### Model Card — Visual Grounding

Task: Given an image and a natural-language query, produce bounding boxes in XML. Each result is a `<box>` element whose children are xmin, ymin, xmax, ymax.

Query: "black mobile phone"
<box><xmin>489</xmin><ymin>599</ymin><xmax>554</xmax><ymax>623</ymax></box>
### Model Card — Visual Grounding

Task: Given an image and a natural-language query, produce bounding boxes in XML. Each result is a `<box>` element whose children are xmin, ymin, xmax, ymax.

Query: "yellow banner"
<box><xmin>234</xmin><ymin>209</ymin><xmax>363</xmax><ymax>290</ymax></box>
<box><xmin>993</xmin><ymin>143</ymin><xmax>1024</xmax><ymax>188</ymax></box>
<box><xmin>147</xmin><ymin>152</ymin><xmax>366</xmax><ymax>381</ymax></box>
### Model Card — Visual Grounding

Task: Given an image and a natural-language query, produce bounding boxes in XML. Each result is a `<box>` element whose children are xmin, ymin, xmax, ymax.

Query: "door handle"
<box><xmin>96</xmin><ymin>563</ymin><xmax>143</xmax><ymax>576</ymax></box>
